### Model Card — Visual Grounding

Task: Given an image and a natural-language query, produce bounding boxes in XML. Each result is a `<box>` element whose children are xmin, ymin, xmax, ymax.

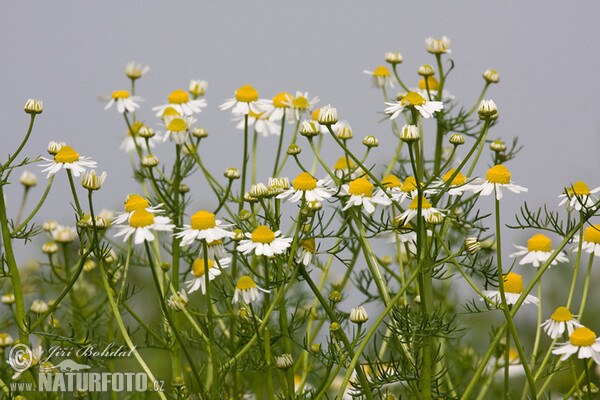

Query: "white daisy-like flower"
<box><xmin>333</xmin><ymin>156</ymin><xmax>356</xmax><ymax>179</ymax></box>
<box><xmin>51</xmin><ymin>225</ymin><xmax>77</xmax><ymax>243</ymax></box>
<box><xmin>113</xmin><ymin>194</ymin><xmax>164</xmax><ymax>225</ymax></box>
<box><xmin>376</xmin><ymin>220</ymin><xmax>417</xmax><ymax>246</ymax></box>
<box><xmin>186</xmin><ymin>257</ymin><xmax>230</xmax><ymax>294</ymax></box>
<box><xmin>374</xmin><ymin>174</ymin><xmax>403</xmax><ymax>201</ymax></box>
<box><xmin>363</xmin><ymin>66</ymin><xmax>395</xmax><ymax>89</ymax></box>
<box><xmin>219</xmin><ymin>85</ymin><xmax>266</xmax><ymax>115</ymax></box>
<box><xmin>234</xmin><ymin>110</ymin><xmax>280</xmax><ymax>137</ymax></box>
<box><xmin>153</xmin><ymin>89</ymin><xmax>206</xmax><ymax>117</ymax></box>
<box><xmin>558</xmin><ymin>181</ymin><xmax>600</xmax><ymax>211</ymax></box>
<box><xmin>125</xmin><ymin>62</ymin><xmax>149</xmax><ymax>79</ymax></box>
<box><xmin>553</xmin><ymin>327</ymin><xmax>600</xmax><ymax>364</ymax></box>
<box><xmin>40</xmin><ymin>145</ymin><xmax>97</xmax><ymax>178</ymax></box>
<box><xmin>9</xmin><ymin>345</ymin><xmax>43</xmax><ymax>380</ymax></box>
<box><xmin>541</xmin><ymin>307</ymin><xmax>583</xmax><ymax>339</ymax></box>
<box><xmin>232</xmin><ymin>275</ymin><xmax>269</xmax><ymax>304</ymax></box>
<box><xmin>167</xmin><ymin>289</ymin><xmax>188</xmax><ymax>311</ymax></box>
<box><xmin>277</xmin><ymin>172</ymin><xmax>333</xmax><ymax>203</ymax></box>
<box><xmin>188</xmin><ymin>80</ymin><xmax>208</xmax><ymax>97</ymax></box>
<box><xmin>510</xmin><ymin>234</ymin><xmax>568</xmax><ymax>268</ymax></box>
<box><xmin>295</xmin><ymin>238</ymin><xmax>316</xmax><ymax>266</ymax></box>
<box><xmin>468</xmin><ymin>164</ymin><xmax>528</xmax><ymax>200</ymax></box>
<box><xmin>413</xmin><ymin>77</ymin><xmax>454</xmax><ymax>101</ymax></box>
<box><xmin>104</xmin><ymin>90</ymin><xmax>142</xmax><ymax>114</ymax></box>
<box><xmin>161</xmin><ymin>115</ymin><xmax>196</xmax><ymax>144</ymax></box>
<box><xmin>425</xmin><ymin>36</ymin><xmax>451</xmax><ymax>54</ymax></box>
<box><xmin>114</xmin><ymin>209</ymin><xmax>174</xmax><ymax>245</ymax></box>
<box><xmin>482</xmin><ymin>272</ymin><xmax>539</xmax><ymax>306</ymax></box>
<box><xmin>120</xmin><ymin>121</ymin><xmax>156</xmax><ymax>152</ymax></box>
<box><xmin>398</xmin><ymin>176</ymin><xmax>424</xmax><ymax>203</ymax></box>
<box><xmin>395</xmin><ymin>196</ymin><xmax>443</xmax><ymax>223</ymax></box>
<box><xmin>237</xmin><ymin>225</ymin><xmax>292</xmax><ymax>257</ymax></box>
<box><xmin>175</xmin><ymin>210</ymin><xmax>234</xmax><ymax>246</ymax></box>
<box><xmin>200</xmin><ymin>239</ymin><xmax>229</xmax><ymax>261</ymax></box>
<box><xmin>281</xmin><ymin>91</ymin><xmax>319</xmax><ymax>122</ymax></box>
<box><xmin>573</xmin><ymin>224</ymin><xmax>600</xmax><ymax>257</ymax></box>
<box><xmin>429</xmin><ymin>169</ymin><xmax>470</xmax><ymax>196</ymax></box>
<box><xmin>385</xmin><ymin>91</ymin><xmax>444</xmax><ymax>119</ymax></box>
<box><xmin>341</xmin><ymin>177</ymin><xmax>392</xmax><ymax>214</ymax></box>
<box><xmin>263</xmin><ymin>92</ymin><xmax>293</xmax><ymax>121</ymax></box>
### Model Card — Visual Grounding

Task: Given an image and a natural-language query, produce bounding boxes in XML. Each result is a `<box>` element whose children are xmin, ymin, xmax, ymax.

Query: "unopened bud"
<box><xmin>483</xmin><ymin>69</ymin><xmax>499</xmax><ymax>84</ymax></box>
<box><xmin>275</xmin><ymin>354</ymin><xmax>293</xmax><ymax>369</ymax></box>
<box><xmin>449</xmin><ymin>133</ymin><xmax>465</xmax><ymax>145</ymax></box>
<box><xmin>401</xmin><ymin>124</ymin><xmax>420</xmax><ymax>143</ymax></box>
<box><xmin>418</xmin><ymin>64</ymin><xmax>435</xmax><ymax>77</ymax></box>
<box><xmin>363</xmin><ymin>136</ymin><xmax>379</xmax><ymax>147</ymax></box>
<box><xmin>24</xmin><ymin>99</ymin><xmax>43</xmax><ymax>114</ymax></box>
<box><xmin>328</xmin><ymin>290</ymin><xmax>343</xmax><ymax>303</ymax></box>
<box><xmin>336</xmin><ymin>123</ymin><xmax>353</xmax><ymax>139</ymax></box>
<box><xmin>318</xmin><ymin>105</ymin><xmax>338</xmax><ymax>125</ymax></box>
<box><xmin>287</xmin><ymin>144</ymin><xmax>302</xmax><ymax>155</ymax></box>
<box><xmin>478</xmin><ymin>99</ymin><xmax>498</xmax><ymax>119</ymax></box>
<box><xmin>192</xmin><ymin>127</ymin><xmax>208</xmax><ymax>138</ymax></box>
<box><xmin>385</xmin><ymin>52</ymin><xmax>403</xmax><ymax>64</ymax></box>
<box><xmin>300</xmin><ymin>121</ymin><xmax>320</xmax><ymax>137</ymax></box>
<box><xmin>464</xmin><ymin>237</ymin><xmax>481</xmax><ymax>255</ymax></box>
<box><xmin>141</xmin><ymin>155</ymin><xmax>159</xmax><ymax>167</ymax></box>
<box><xmin>349</xmin><ymin>306</ymin><xmax>368</xmax><ymax>324</ymax></box>
<box><xmin>490</xmin><ymin>140</ymin><xmax>506</xmax><ymax>152</ymax></box>
<box><xmin>224</xmin><ymin>167</ymin><xmax>240</xmax><ymax>179</ymax></box>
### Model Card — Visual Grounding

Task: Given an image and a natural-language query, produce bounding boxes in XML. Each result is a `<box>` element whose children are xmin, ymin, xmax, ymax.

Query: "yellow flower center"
<box><xmin>235</xmin><ymin>85</ymin><xmax>258</xmax><ymax>102</ymax></box>
<box><xmin>311</xmin><ymin>109</ymin><xmax>321</xmax><ymax>121</ymax></box>
<box><xmin>503</xmin><ymin>272</ymin><xmax>523</xmax><ymax>294</ymax></box>
<box><xmin>583</xmin><ymin>225</ymin><xmax>600</xmax><ymax>244</ymax></box>
<box><xmin>125</xmin><ymin>194</ymin><xmax>148</xmax><ymax>212</ymax></box>
<box><xmin>167</xmin><ymin>118</ymin><xmax>187</xmax><ymax>132</ymax></box>
<box><xmin>251</xmin><ymin>225</ymin><xmax>275</xmax><ymax>244</ymax></box>
<box><xmin>162</xmin><ymin>107</ymin><xmax>180</xmax><ymax>119</ymax></box>
<box><xmin>373</xmin><ymin>66</ymin><xmax>391</xmax><ymax>77</ymax></box>
<box><xmin>570</xmin><ymin>327</ymin><xmax>596</xmax><ymax>347</ymax></box>
<box><xmin>486</xmin><ymin>165</ymin><xmax>511</xmax><ymax>184</ymax></box>
<box><xmin>129</xmin><ymin>209</ymin><xmax>155</xmax><ymax>228</ymax></box>
<box><xmin>551</xmin><ymin>306</ymin><xmax>574</xmax><ymax>322</ymax></box>
<box><xmin>408</xmin><ymin>197</ymin><xmax>432</xmax><ymax>210</ymax></box>
<box><xmin>208</xmin><ymin>239</ymin><xmax>222</xmax><ymax>246</ymax></box>
<box><xmin>382</xmin><ymin>175</ymin><xmax>402</xmax><ymax>188</ymax></box>
<box><xmin>293</xmin><ymin>96</ymin><xmax>308</xmax><ymax>109</ymax></box>
<box><xmin>168</xmin><ymin>90</ymin><xmax>189</xmax><ymax>104</ymax></box>
<box><xmin>236</xmin><ymin>275</ymin><xmax>257</xmax><ymax>290</ymax></box>
<box><xmin>293</xmin><ymin>172</ymin><xmax>317</xmax><ymax>191</ymax></box>
<box><xmin>54</xmin><ymin>146</ymin><xmax>80</xmax><ymax>163</ymax></box>
<box><xmin>111</xmin><ymin>90</ymin><xmax>130</xmax><ymax>99</ymax></box>
<box><xmin>348</xmin><ymin>178</ymin><xmax>373</xmax><ymax>197</ymax></box>
<box><xmin>567</xmin><ymin>181</ymin><xmax>590</xmax><ymax>196</ymax></box>
<box><xmin>527</xmin><ymin>234</ymin><xmax>551</xmax><ymax>252</ymax></box>
<box><xmin>192</xmin><ymin>258</ymin><xmax>214</xmax><ymax>277</ymax></box>
<box><xmin>191</xmin><ymin>211</ymin><xmax>216</xmax><ymax>230</ymax></box>
<box><xmin>127</xmin><ymin>121</ymin><xmax>144</xmax><ymax>137</ymax></box>
<box><xmin>273</xmin><ymin>92</ymin><xmax>291</xmax><ymax>108</ymax></box>
<box><xmin>301</xmin><ymin>238</ymin><xmax>316</xmax><ymax>253</ymax></box>
<box><xmin>508</xmin><ymin>348</ymin><xmax>519</xmax><ymax>363</ymax></box>
<box><xmin>418</xmin><ymin>77</ymin><xmax>441</xmax><ymax>91</ymax></box>
<box><xmin>442</xmin><ymin>169</ymin><xmax>466</xmax><ymax>186</ymax></box>
<box><xmin>401</xmin><ymin>92</ymin><xmax>426</xmax><ymax>106</ymax></box>
<box><xmin>401</xmin><ymin>176</ymin><xmax>421</xmax><ymax>192</ymax></box>
<box><xmin>334</xmin><ymin>157</ymin><xmax>355</xmax><ymax>170</ymax></box>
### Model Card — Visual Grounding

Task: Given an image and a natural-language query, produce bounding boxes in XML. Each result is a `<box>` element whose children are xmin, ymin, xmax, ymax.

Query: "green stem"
<box><xmin>11</xmin><ymin>175</ymin><xmax>54</xmax><ymax>236</ymax></box>
<box><xmin>1</xmin><ymin>114</ymin><xmax>36</xmax><ymax>171</ymax></box>
<box><xmin>578</xmin><ymin>254</ymin><xmax>594</xmax><ymax>317</ymax></box>
<box><xmin>240</xmin><ymin>114</ymin><xmax>249</xmax><ymax>211</ymax></box>
<box><xmin>568</xmin><ymin>212</ymin><xmax>586</xmax><ymax>308</ymax></box>
<box><xmin>273</xmin><ymin>115</ymin><xmax>286</xmax><ymax>177</ymax></box>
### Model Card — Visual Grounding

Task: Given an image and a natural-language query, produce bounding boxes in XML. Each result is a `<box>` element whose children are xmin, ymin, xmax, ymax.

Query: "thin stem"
<box><xmin>578</xmin><ymin>254</ymin><xmax>594</xmax><ymax>317</ymax></box>
<box><xmin>66</xmin><ymin>169</ymin><xmax>83</xmax><ymax>217</ymax></box>
<box><xmin>1</xmin><ymin>114</ymin><xmax>36</xmax><ymax>171</ymax></box>
<box><xmin>11</xmin><ymin>175</ymin><xmax>54</xmax><ymax>236</ymax></box>
<box><xmin>273</xmin><ymin>114</ymin><xmax>286</xmax><ymax>176</ymax></box>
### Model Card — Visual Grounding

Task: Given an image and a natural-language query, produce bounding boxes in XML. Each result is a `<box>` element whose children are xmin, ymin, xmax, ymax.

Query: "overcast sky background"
<box><xmin>2</xmin><ymin>1</ymin><xmax>600</xmax><ymax>314</ymax></box>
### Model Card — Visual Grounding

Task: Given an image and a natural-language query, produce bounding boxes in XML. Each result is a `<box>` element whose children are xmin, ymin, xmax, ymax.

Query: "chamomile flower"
<box><xmin>510</xmin><ymin>234</ymin><xmax>568</xmax><ymax>267</ymax></box>
<box><xmin>395</xmin><ymin>176</ymin><xmax>423</xmax><ymax>203</ymax></box>
<box><xmin>113</xmin><ymin>194</ymin><xmax>164</xmax><ymax>224</ymax></box>
<box><xmin>175</xmin><ymin>210</ymin><xmax>234</xmax><ymax>246</ymax></box>
<box><xmin>430</xmin><ymin>169</ymin><xmax>471</xmax><ymax>196</ymax></box>
<box><xmin>281</xmin><ymin>91</ymin><xmax>319</xmax><ymax>122</ymax></box>
<box><xmin>186</xmin><ymin>257</ymin><xmax>230</xmax><ymax>294</ymax></box>
<box><xmin>51</xmin><ymin>225</ymin><xmax>77</xmax><ymax>243</ymax></box>
<box><xmin>558</xmin><ymin>181</ymin><xmax>600</xmax><ymax>211</ymax></box>
<box><xmin>9</xmin><ymin>345</ymin><xmax>43</xmax><ymax>380</ymax></box>
<box><xmin>237</xmin><ymin>225</ymin><xmax>292</xmax><ymax>257</ymax></box>
<box><xmin>104</xmin><ymin>90</ymin><xmax>141</xmax><ymax>114</ymax></box>
<box><xmin>374</xmin><ymin>175</ymin><xmax>403</xmax><ymax>202</ymax></box>
<box><xmin>573</xmin><ymin>224</ymin><xmax>600</xmax><ymax>257</ymax></box>
<box><xmin>414</xmin><ymin>76</ymin><xmax>454</xmax><ymax>101</ymax></box>
<box><xmin>376</xmin><ymin>220</ymin><xmax>417</xmax><ymax>248</ymax></box>
<box><xmin>482</xmin><ymin>272</ymin><xmax>539</xmax><ymax>306</ymax></box>
<box><xmin>161</xmin><ymin>115</ymin><xmax>196</xmax><ymax>144</ymax></box>
<box><xmin>295</xmin><ymin>238</ymin><xmax>316</xmax><ymax>266</ymax></box>
<box><xmin>395</xmin><ymin>196</ymin><xmax>443</xmax><ymax>223</ymax></box>
<box><xmin>468</xmin><ymin>164</ymin><xmax>528</xmax><ymax>200</ymax></box>
<box><xmin>425</xmin><ymin>36</ymin><xmax>451</xmax><ymax>54</ymax></box>
<box><xmin>363</xmin><ymin>66</ymin><xmax>395</xmax><ymax>89</ymax></box>
<box><xmin>114</xmin><ymin>209</ymin><xmax>174</xmax><ymax>245</ymax></box>
<box><xmin>232</xmin><ymin>275</ymin><xmax>269</xmax><ymax>304</ymax></box>
<box><xmin>120</xmin><ymin>121</ymin><xmax>156</xmax><ymax>152</ymax></box>
<box><xmin>333</xmin><ymin>157</ymin><xmax>356</xmax><ymax>178</ymax></box>
<box><xmin>153</xmin><ymin>89</ymin><xmax>206</xmax><ymax>117</ymax></box>
<box><xmin>385</xmin><ymin>91</ymin><xmax>444</xmax><ymax>119</ymax></box>
<box><xmin>553</xmin><ymin>327</ymin><xmax>600</xmax><ymax>364</ymax></box>
<box><xmin>541</xmin><ymin>307</ymin><xmax>583</xmax><ymax>339</ymax></box>
<box><xmin>341</xmin><ymin>177</ymin><xmax>391</xmax><ymax>214</ymax></box>
<box><xmin>219</xmin><ymin>85</ymin><xmax>266</xmax><ymax>115</ymax></box>
<box><xmin>234</xmin><ymin>110</ymin><xmax>280</xmax><ymax>137</ymax></box>
<box><xmin>40</xmin><ymin>145</ymin><xmax>97</xmax><ymax>178</ymax></box>
<box><xmin>264</xmin><ymin>92</ymin><xmax>292</xmax><ymax>121</ymax></box>
<box><xmin>125</xmin><ymin>62</ymin><xmax>149</xmax><ymax>80</ymax></box>
<box><xmin>200</xmin><ymin>239</ymin><xmax>229</xmax><ymax>261</ymax></box>
<box><xmin>277</xmin><ymin>172</ymin><xmax>333</xmax><ymax>203</ymax></box>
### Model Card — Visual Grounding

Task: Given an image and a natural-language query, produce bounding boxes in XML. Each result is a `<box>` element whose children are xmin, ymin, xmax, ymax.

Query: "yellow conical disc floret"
<box><xmin>236</xmin><ymin>275</ymin><xmax>257</xmax><ymax>290</ymax></box>
<box><xmin>167</xmin><ymin>118</ymin><xmax>187</xmax><ymax>132</ymax></box>
<box><xmin>129</xmin><ymin>209</ymin><xmax>155</xmax><ymax>228</ymax></box>
<box><xmin>583</xmin><ymin>225</ymin><xmax>600</xmax><ymax>244</ymax></box>
<box><xmin>162</xmin><ymin>107</ymin><xmax>180</xmax><ymax>119</ymax></box>
<box><xmin>486</xmin><ymin>165</ymin><xmax>511</xmax><ymax>184</ymax></box>
<box><xmin>192</xmin><ymin>258</ymin><xmax>214</xmax><ymax>277</ymax></box>
<box><xmin>125</xmin><ymin>194</ymin><xmax>149</xmax><ymax>212</ymax></box>
<box><xmin>382</xmin><ymin>175</ymin><xmax>402</xmax><ymax>188</ymax></box>
<box><xmin>168</xmin><ymin>90</ymin><xmax>189</xmax><ymax>105</ymax></box>
<box><xmin>54</xmin><ymin>146</ymin><xmax>80</xmax><ymax>163</ymax></box>
<box><xmin>401</xmin><ymin>92</ymin><xmax>426</xmax><ymax>106</ymax></box>
<box><xmin>408</xmin><ymin>197</ymin><xmax>432</xmax><ymax>210</ymax></box>
<box><xmin>527</xmin><ymin>234</ymin><xmax>551</xmax><ymax>252</ymax></box>
<box><xmin>348</xmin><ymin>178</ymin><xmax>373</xmax><ymax>197</ymax></box>
<box><xmin>401</xmin><ymin>177</ymin><xmax>421</xmax><ymax>192</ymax></box>
<box><xmin>503</xmin><ymin>273</ymin><xmax>523</xmax><ymax>294</ymax></box>
<box><xmin>443</xmin><ymin>169</ymin><xmax>466</xmax><ymax>186</ymax></box>
<box><xmin>191</xmin><ymin>211</ymin><xmax>216</xmax><ymax>230</ymax></box>
<box><xmin>301</xmin><ymin>238</ymin><xmax>316</xmax><ymax>253</ymax></box>
<box><xmin>373</xmin><ymin>66</ymin><xmax>391</xmax><ymax>77</ymax></box>
<box><xmin>293</xmin><ymin>172</ymin><xmax>317</xmax><ymax>191</ymax></box>
<box><xmin>570</xmin><ymin>327</ymin><xmax>596</xmax><ymax>347</ymax></box>
<box><xmin>112</xmin><ymin>90</ymin><xmax>130</xmax><ymax>99</ymax></box>
<box><xmin>235</xmin><ymin>85</ymin><xmax>258</xmax><ymax>102</ymax></box>
<box><xmin>551</xmin><ymin>306</ymin><xmax>574</xmax><ymax>322</ymax></box>
<box><xmin>273</xmin><ymin>92</ymin><xmax>291</xmax><ymax>108</ymax></box>
<box><xmin>251</xmin><ymin>225</ymin><xmax>275</xmax><ymax>244</ymax></box>
<box><xmin>293</xmin><ymin>96</ymin><xmax>308</xmax><ymax>109</ymax></box>
<box><xmin>568</xmin><ymin>181</ymin><xmax>591</xmax><ymax>196</ymax></box>
<box><xmin>418</xmin><ymin>77</ymin><xmax>441</xmax><ymax>91</ymax></box>
<box><xmin>334</xmin><ymin>157</ymin><xmax>355</xmax><ymax>170</ymax></box>
<box><xmin>311</xmin><ymin>109</ymin><xmax>321</xmax><ymax>121</ymax></box>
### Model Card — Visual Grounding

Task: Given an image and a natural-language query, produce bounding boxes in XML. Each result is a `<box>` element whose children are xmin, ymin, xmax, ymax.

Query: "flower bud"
<box><xmin>125</xmin><ymin>62</ymin><xmax>149</xmax><ymax>79</ymax></box>
<box><xmin>137</xmin><ymin>126</ymin><xmax>155</xmax><ymax>138</ymax></box>
<box><xmin>141</xmin><ymin>155</ymin><xmax>159</xmax><ymax>168</ymax></box>
<box><xmin>349</xmin><ymin>306</ymin><xmax>369</xmax><ymax>324</ymax></box>
<box><xmin>161</xmin><ymin>262</ymin><xmax>171</xmax><ymax>272</ymax></box>
<box><xmin>24</xmin><ymin>99</ymin><xmax>43</xmax><ymax>114</ymax></box>
<box><xmin>179</xmin><ymin>184</ymin><xmax>190</xmax><ymax>193</ymax></box>
<box><xmin>449</xmin><ymin>133</ymin><xmax>465</xmax><ymax>145</ymax></box>
<box><xmin>464</xmin><ymin>237</ymin><xmax>481</xmax><ymax>255</ymax></box>
<box><xmin>268</xmin><ymin>177</ymin><xmax>290</xmax><ymax>192</ymax></box>
<box><xmin>311</xmin><ymin>343</ymin><xmax>321</xmax><ymax>353</ymax></box>
<box><xmin>31</xmin><ymin>299</ymin><xmax>49</xmax><ymax>313</ymax></box>
<box><xmin>42</xmin><ymin>242</ymin><xmax>58</xmax><ymax>254</ymax></box>
<box><xmin>275</xmin><ymin>354</ymin><xmax>293</xmax><ymax>369</ymax></box>
<box><xmin>192</xmin><ymin>127</ymin><xmax>208</xmax><ymax>138</ymax></box>
<box><xmin>224</xmin><ymin>167</ymin><xmax>240</xmax><ymax>179</ymax></box>
<box><xmin>81</xmin><ymin>170</ymin><xmax>107</xmax><ymax>191</ymax></box>
<box><xmin>189</xmin><ymin>80</ymin><xmax>208</xmax><ymax>97</ymax></box>
<box><xmin>43</xmin><ymin>221</ymin><xmax>58</xmax><ymax>231</ymax></box>
<box><xmin>478</xmin><ymin>99</ymin><xmax>498</xmax><ymax>119</ymax></box>
<box><xmin>233</xmin><ymin>229</ymin><xmax>245</xmax><ymax>241</ymax></box>
<box><xmin>0</xmin><ymin>333</ymin><xmax>14</xmax><ymax>347</ymax></box>
<box><xmin>490</xmin><ymin>140</ymin><xmax>506</xmax><ymax>152</ymax></box>
<box><xmin>401</xmin><ymin>124</ymin><xmax>420</xmax><ymax>143</ymax></box>
<box><xmin>287</xmin><ymin>144</ymin><xmax>302</xmax><ymax>155</ymax></box>
<box><xmin>418</xmin><ymin>64</ymin><xmax>435</xmax><ymax>77</ymax></box>
<box><xmin>329</xmin><ymin>322</ymin><xmax>341</xmax><ymax>332</ymax></box>
<box><xmin>238</xmin><ymin>210</ymin><xmax>252</xmax><ymax>221</ymax></box>
<box><xmin>2</xmin><ymin>293</ymin><xmax>15</xmax><ymax>305</ymax></box>
<box><xmin>425</xmin><ymin>36</ymin><xmax>451</xmax><ymax>54</ymax></box>
<box><xmin>83</xmin><ymin>260</ymin><xmax>97</xmax><ymax>272</ymax></box>
<box><xmin>336</xmin><ymin>123</ymin><xmax>353</xmax><ymax>139</ymax></box>
<box><xmin>328</xmin><ymin>290</ymin><xmax>343</xmax><ymax>303</ymax></box>
<box><xmin>363</xmin><ymin>136</ymin><xmax>379</xmax><ymax>148</ymax></box>
<box><xmin>167</xmin><ymin>290</ymin><xmax>189</xmax><ymax>311</ymax></box>
<box><xmin>385</xmin><ymin>52</ymin><xmax>403</xmax><ymax>64</ymax></box>
<box><xmin>47</xmin><ymin>141</ymin><xmax>65</xmax><ymax>155</ymax></box>
<box><xmin>426</xmin><ymin>212</ymin><xmax>444</xmax><ymax>225</ymax></box>
<box><xmin>300</xmin><ymin>120</ymin><xmax>320</xmax><ymax>137</ymax></box>
<box><xmin>483</xmin><ymin>69</ymin><xmax>499</xmax><ymax>84</ymax></box>
<box><xmin>20</xmin><ymin>171</ymin><xmax>37</xmax><ymax>187</ymax></box>
<box><xmin>244</xmin><ymin>192</ymin><xmax>259</xmax><ymax>203</ymax></box>
<box><xmin>318</xmin><ymin>105</ymin><xmax>338</xmax><ymax>125</ymax></box>
<box><xmin>250</xmin><ymin>183</ymin><xmax>269</xmax><ymax>198</ymax></box>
